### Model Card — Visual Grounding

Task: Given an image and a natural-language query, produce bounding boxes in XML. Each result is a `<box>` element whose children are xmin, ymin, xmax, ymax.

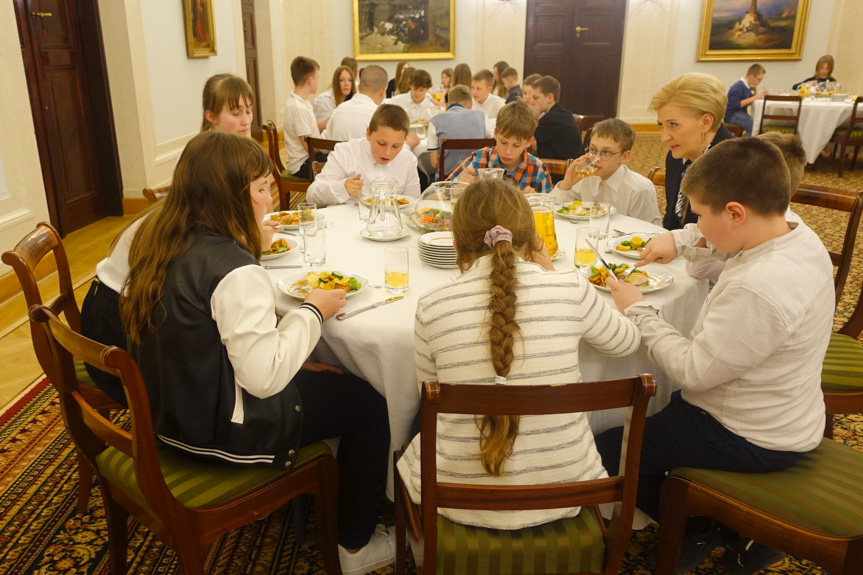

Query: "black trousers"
<box><xmin>80</xmin><ymin>279</ymin><xmax>128</xmax><ymax>406</ymax></box>
<box><xmin>594</xmin><ymin>391</ymin><xmax>805</xmax><ymax>521</ymax></box>
<box><xmin>294</xmin><ymin>369</ymin><xmax>390</xmax><ymax>548</ymax></box>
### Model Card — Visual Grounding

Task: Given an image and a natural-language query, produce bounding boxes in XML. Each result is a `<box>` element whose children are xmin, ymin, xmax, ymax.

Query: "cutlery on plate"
<box><xmin>264</xmin><ymin>264</ymin><xmax>305</xmax><ymax>269</ymax></box>
<box><xmin>336</xmin><ymin>295</ymin><xmax>404</xmax><ymax>320</ymax></box>
<box><xmin>586</xmin><ymin>240</ymin><xmax>630</xmax><ymax>281</ymax></box>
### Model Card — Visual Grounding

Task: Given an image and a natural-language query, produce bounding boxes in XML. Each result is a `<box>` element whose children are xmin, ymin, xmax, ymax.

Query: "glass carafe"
<box><xmin>365</xmin><ymin>177</ymin><xmax>404</xmax><ymax>239</ymax></box>
<box><xmin>527</xmin><ymin>194</ymin><xmax>559</xmax><ymax>257</ymax></box>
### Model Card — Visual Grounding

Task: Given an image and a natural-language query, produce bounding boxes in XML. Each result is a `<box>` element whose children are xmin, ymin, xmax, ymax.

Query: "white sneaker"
<box><xmin>338</xmin><ymin>524</ymin><xmax>397</xmax><ymax>575</ymax></box>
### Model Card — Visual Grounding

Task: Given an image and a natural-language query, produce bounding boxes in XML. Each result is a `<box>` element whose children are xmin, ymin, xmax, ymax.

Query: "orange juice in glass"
<box><xmin>574</xmin><ymin>227</ymin><xmax>599</xmax><ymax>268</ymax></box>
<box><xmin>527</xmin><ymin>195</ymin><xmax>558</xmax><ymax>256</ymax></box>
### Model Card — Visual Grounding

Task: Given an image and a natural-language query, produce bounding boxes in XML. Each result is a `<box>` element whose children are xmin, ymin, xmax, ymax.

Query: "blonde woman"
<box><xmin>396</xmin><ymin>179</ymin><xmax>640</xmax><ymax>530</ymax></box>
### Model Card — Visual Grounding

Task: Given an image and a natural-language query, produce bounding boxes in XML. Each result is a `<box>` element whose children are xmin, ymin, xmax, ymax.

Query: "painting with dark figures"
<box><xmin>353</xmin><ymin>0</ymin><xmax>455</xmax><ymax>61</ymax></box>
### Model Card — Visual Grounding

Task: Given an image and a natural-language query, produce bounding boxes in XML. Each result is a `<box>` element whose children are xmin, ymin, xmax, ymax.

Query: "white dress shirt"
<box><xmin>322</xmin><ymin>93</ymin><xmax>379</xmax><ymax>141</ymax></box>
<box><xmin>312</xmin><ymin>89</ymin><xmax>336</xmax><ymax>122</ymax></box>
<box><xmin>389</xmin><ymin>93</ymin><xmax>436</xmax><ymax>122</ymax></box>
<box><xmin>306</xmin><ymin>137</ymin><xmax>421</xmax><ymax>206</ymax></box>
<box><xmin>550</xmin><ymin>164</ymin><xmax>662</xmax><ymax>226</ymax></box>
<box><xmin>473</xmin><ymin>93</ymin><xmax>506</xmax><ymax>119</ymax></box>
<box><xmin>283</xmin><ymin>92</ymin><xmax>320</xmax><ymax>174</ymax></box>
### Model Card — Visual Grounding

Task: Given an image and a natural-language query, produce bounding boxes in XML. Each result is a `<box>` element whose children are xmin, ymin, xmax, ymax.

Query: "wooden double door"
<box><xmin>524</xmin><ymin>0</ymin><xmax>627</xmax><ymax>119</ymax></box>
<box><xmin>14</xmin><ymin>0</ymin><xmax>122</xmax><ymax>236</ymax></box>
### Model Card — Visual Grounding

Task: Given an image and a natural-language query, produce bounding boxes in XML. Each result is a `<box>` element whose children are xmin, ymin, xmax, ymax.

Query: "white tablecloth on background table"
<box><xmin>752</xmin><ymin>98</ymin><xmax>855</xmax><ymax>164</ymax></box>
<box><xmin>266</xmin><ymin>203</ymin><xmax>709</xmax><ymax>494</ymax></box>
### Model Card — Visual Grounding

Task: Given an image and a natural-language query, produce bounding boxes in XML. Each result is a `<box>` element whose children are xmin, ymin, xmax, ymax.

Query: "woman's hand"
<box><xmin>304</xmin><ymin>288</ymin><xmax>347</xmax><ymax>320</ymax></box>
<box><xmin>301</xmin><ymin>361</ymin><xmax>344</xmax><ymax>374</ymax></box>
<box><xmin>636</xmin><ymin>232</ymin><xmax>678</xmax><ymax>267</ymax></box>
<box><xmin>606</xmin><ymin>273</ymin><xmax>645</xmax><ymax>312</ymax></box>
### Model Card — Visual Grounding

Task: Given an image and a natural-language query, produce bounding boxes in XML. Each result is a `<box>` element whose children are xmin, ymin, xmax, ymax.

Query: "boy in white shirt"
<box><xmin>390</xmin><ymin>69</ymin><xmax>436</xmax><ymax>122</ymax></box>
<box><xmin>307</xmin><ymin>105</ymin><xmax>421</xmax><ymax>206</ymax></box>
<box><xmin>471</xmin><ymin>69</ymin><xmax>506</xmax><ymax>119</ymax></box>
<box><xmin>598</xmin><ymin>137</ymin><xmax>833</xmax><ymax>574</ymax></box>
<box><xmin>324</xmin><ymin>65</ymin><xmax>388</xmax><ymax>142</ymax></box>
<box><xmin>551</xmin><ymin>118</ymin><xmax>661</xmax><ymax>226</ymax></box>
<box><xmin>283</xmin><ymin>56</ymin><xmax>322</xmax><ymax>180</ymax></box>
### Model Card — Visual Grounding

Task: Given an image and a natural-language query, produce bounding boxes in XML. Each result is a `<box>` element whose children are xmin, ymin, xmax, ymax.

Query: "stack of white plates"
<box><xmin>418</xmin><ymin>232</ymin><xmax>458</xmax><ymax>269</ymax></box>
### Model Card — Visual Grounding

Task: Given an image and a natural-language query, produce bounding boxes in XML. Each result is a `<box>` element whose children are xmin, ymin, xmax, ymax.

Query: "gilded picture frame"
<box><xmin>183</xmin><ymin>0</ymin><xmax>217</xmax><ymax>58</ymax></box>
<box><xmin>353</xmin><ymin>0</ymin><xmax>455</xmax><ymax>61</ymax></box>
<box><xmin>697</xmin><ymin>0</ymin><xmax>810</xmax><ymax>61</ymax></box>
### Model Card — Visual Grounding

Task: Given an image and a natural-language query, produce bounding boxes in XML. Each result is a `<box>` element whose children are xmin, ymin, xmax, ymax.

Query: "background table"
<box><xmin>752</xmin><ymin>97</ymin><xmax>855</xmax><ymax>164</ymax></box>
<box><xmin>267</xmin><ymin>203</ymin><xmax>709</xmax><ymax>493</ymax></box>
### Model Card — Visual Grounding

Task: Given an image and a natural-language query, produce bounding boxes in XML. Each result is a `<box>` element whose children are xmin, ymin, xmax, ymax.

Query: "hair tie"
<box><xmin>494</xmin><ymin>375</ymin><xmax>507</xmax><ymax>385</ymax></box>
<box><xmin>484</xmin><ymin>225</ymin><xmax>513</xmax><ymax>248</ymax></box>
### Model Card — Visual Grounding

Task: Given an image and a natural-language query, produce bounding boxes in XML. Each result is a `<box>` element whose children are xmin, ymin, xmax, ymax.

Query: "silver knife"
<box><xmin>336</xmin><ymin>295</ymin><xmax>404</xmax><ymax>320</ymax></box>
<box><xmin>585</xmin><ymin>239</ymin><xmax>621</xmax><ymax>279</ymax></box>
<box><xmin>264</xmin><ymin>264</ymin><xmax>305</xmax><ymax>269</ymax></box>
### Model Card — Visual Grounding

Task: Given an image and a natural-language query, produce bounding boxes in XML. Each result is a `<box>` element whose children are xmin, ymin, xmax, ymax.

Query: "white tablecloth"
<box><xmin>752</xmin><ymin>98</ymin><xmax>855</xmax><ymax>164</ymax></box>
<box><xmin>266</xmin><ymin>204</ymin><xmax>708</xmax><ymax>494</ymax></box>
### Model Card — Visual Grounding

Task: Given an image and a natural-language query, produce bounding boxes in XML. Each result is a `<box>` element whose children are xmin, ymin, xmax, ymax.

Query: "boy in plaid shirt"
<box><xmin>449</xmin><ymin>100</ymin><xmax>552</xmax><ymax>194</ymax></box>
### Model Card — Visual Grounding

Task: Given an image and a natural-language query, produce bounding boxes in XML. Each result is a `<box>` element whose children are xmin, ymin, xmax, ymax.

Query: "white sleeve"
<box><xmin>313</xmin><ymin>93</ymin><xmax>334</xmax><ymax>122</ymax></box>
<box><xmin>548</xmin><ymin>183</ymin><xmax>577</xmax><ymax>204</ymax></box>
<box><xmin>628</xmin><ymin>182</ymin><xmax>662</xmax><ymax>227</ymax></box>
<box><xmin>400</xmin><ymin>152</ymin><xmax>422</xmax><ymax>198</ymax></box>
<box><xmin>211</xmin><ymin>265</ymin><xmax>322</xmax><ymax>399</ymax></box>
<box><xmin>306</xmin><ymin>146</ymin><xmax>353</xmax><ymax>206</ymax></box>
<box><xmin>426</xmin><ymin>122</ymin><xmax>439</xmax><ymax>151</ymax></box>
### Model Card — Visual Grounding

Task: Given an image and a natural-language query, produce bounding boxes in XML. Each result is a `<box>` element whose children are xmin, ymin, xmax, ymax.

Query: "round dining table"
<box><xmin>266</xmin><ymin>202</ymin><xmax>709</xmax><ymax>495</ymax></box>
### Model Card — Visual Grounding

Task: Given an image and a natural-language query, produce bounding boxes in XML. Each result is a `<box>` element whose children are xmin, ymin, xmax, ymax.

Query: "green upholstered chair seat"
<box><xmin>761</xmin><ymin>125</ymin><xmax>797</xmax><ymax>134</ymax></box>
<box><xmin>96</xmin><ymin>440</ymin><xmax>330</xmax><ymax>510</ymax></box>
<box><xmin>822</xmin><ymin>332</ymin><xmax>863</xmax><ymax>392</ymax></box>
<box><xmin>280</xmin><ymin>170</ymin><xmax>310</xmax><ymax>183</ymax></box>
<box><xmin>832</xmin><ymin>128</ymin><xmax>863</xmax><ymax>140</ymax></box>
<box><xmin>670</xmin><ymin>438</ymin><xmax>863</xmax><ymax>537</ymax></box>
<box><xmin>434</xmin><ymin>506</ymin><xmax>605</xmax><ymax>575</ymax></box>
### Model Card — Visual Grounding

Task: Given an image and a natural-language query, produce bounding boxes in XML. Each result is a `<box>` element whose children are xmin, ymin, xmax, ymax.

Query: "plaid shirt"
<box><xmin>449</xmin><ymin>147</ymin><xmax>552</xmax><ymax>194</ymax></box>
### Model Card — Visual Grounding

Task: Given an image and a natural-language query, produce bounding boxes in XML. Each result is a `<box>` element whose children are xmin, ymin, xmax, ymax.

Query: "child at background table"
<box><xmin>390</xmin><ymin>69</ymin><xmax>436</xmax><ymax>122</ymax></box>
<box><xmin>471</xmin><ymin>69</ymin><xmax>506</xmax><ymax>119</ymax></box>
<box><xmin>449</xmin><ymin>99</ymin><xmax>552</xmax><ymax>193</ymax></box>
<box><xmin>425</xmin><ymin>85</ymin><xmax>487</xmax><ymax>178</ymax></box>
<box><xmin>492</xmin><ymin>60</ymin><xmax>510</xmax><ymax>99</ymax></box>
<box><xmin>122</xmin><ymin>131</ymin><xmax>396</xmax><ymax>575</ymax></box>
<box><xmin>283</xmin><ymin>56</ymin><xmax>322</xmax><ymax>180</ymax></box>
<box><xmin>684</xmin><ymin>132</ymin><xmax>806</xmax><ymax>282</ymax></box>
<box><xmin>551</xmin><ymin>118</ymin><xmax>661</xmax><ymax>226</ymax></box>
<box><xmin>313</xmin><ymin>65</ymin><xmax>356</xmax><ymax>132</ymax></box>
<box><xmin>501</xmin><ymin>67</ymin><xmax>522</xmax><ymax>103</ymax></box>
<box><xmin>307</xmin><ymin>104</ymin><xmax>421</xmax><ymax>206</ymax></box>
<box><xmin>597</xmin><ymin>137</ymin><xmax>832</xmax><ymax>574</ymax></box>
<box><xmin>396</xmin><ymin>178</ymin><xmax>640</xmax><ymax>531</ymax></box>
<box><xmin>532</xmin><ymin>76</ymin><xmax>582</xmax><ymax>164</ymax></box>
<box><xmin>724</xmin><ymin>63</ymin><xmax>768</xmax><ymax>136</ymax></box>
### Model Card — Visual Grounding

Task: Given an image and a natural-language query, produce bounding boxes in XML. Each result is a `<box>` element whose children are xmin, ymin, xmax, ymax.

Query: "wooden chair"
<box><xmin>143</xmin><ymin>185</ymin><xmax>170</xmax><ymax>205</ymax></box>
<box><xmin>306</xmin><ymin>137</ymin><xmax>341</xmax><ymax>181</ymax></box>
<box><xmin>582</xmin><ymin>126</ymin><xmax>595</xmax><ymax>150</ymax></box>
<box><xmin>263</xmin><ymin>121</ymin><xmax>309</xmax><ymax>210</ymax></box>
<box><xmin>758</xmin><ymin>95</ymin><xmax>803</xmax><ymax>136</ymax></box>
<box><xmin>725</xmin><ymin>123</ymin><xmax>743</xmax><ymax>137</ymax></box>
<box><xmin>539</xmin><ymin>158</ymin><xmax>567</xmax><ymax>178</ymax></box>
<box><xmin>791</xmin><ymin>184</ymin><xmax>863</xmax><ymax>306</ymax></box>
<box><xmin>30</xmin><ymin>304</ymin><xmax>342</xmax><ymax>575</ymax></box>
<box><xmin>656</xmin><ymin>438</ymin><xmax>863</xmax><ymax>575</ymax></box>
<box><xmin>394</xmin><ymin>375</ymin><xmax>656</xmax><ymax>575</ymax></box>
<box><xmin>2</xmin><ymin>222</ymin><xmax>124</xmax><ymax>514</ymax></box>
<box><xmin>830</xmin><ymin>96</ymin><xmax>863</xmax><ymax>177</ymax></box>
<box><xmin>647</xmin><ymin>166</ymin><xmax>666</xmax><ymax>187</ymax></box>
<box><xmin>576</xmin><ymin>114</ymin><xmax>604</xmax><ymax>134</ymax></box>
<box><xmin>437</xmin><ymin>137</ymin><xmax>496</xmax><ymax>181</ymax></box>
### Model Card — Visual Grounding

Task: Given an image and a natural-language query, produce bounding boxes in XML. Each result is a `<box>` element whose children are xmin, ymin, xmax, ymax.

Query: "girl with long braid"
<box><xmin>397</xmin><ymin>179</ymin><xmax>642</xmax><ymax>529</ymax></box>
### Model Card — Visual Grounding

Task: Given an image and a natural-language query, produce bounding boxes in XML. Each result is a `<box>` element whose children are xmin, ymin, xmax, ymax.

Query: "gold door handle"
<box><xmin>575</xmin><ymin>25</ymin><xmax>588</xmax><ymax>38</ymax></box>
<box><xmin>32</xmin><ymin>11</ymin><xmax>53</xmax><ymax>17</ymax></box>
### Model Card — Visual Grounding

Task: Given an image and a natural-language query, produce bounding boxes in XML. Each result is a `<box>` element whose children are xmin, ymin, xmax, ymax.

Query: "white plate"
<box><xmin>277</xmin><ymin>270</ymin><xmax>368</xmax><ymax>300</ymax></box>
<box><xmin>554</xmin><ymin>203</ymin><xmax>617</xmax><ymax>221</ymax></box>
<box><xmin>606</xmin><ymin>233</ymin><xmax>659</xmax><ymax>260</ymax></box>
<box><xmin>361</xmin><ymin>195</ymin><xmax>416</xmax><ymax>212</ymax></box>
<box><xmin>579</xmin><ymin>266</ymin><xmax>673</xmax><ymax>293</ymax></box>
<box><xmin>360</xmin><ymin>228</ymin><xmax>410</xmax><ymax>242</ymax></box>
<box><xmin>264</xmin><ymin>211</ymin><xmax>327</xmax><ymax>231</ymax></box>
<box><xmin>418</xmin><ymin>231</ymin><xmax>455</xmax><ymax>246</ymax></box>
<box><xmin>261</xmin><ymin>234</ymin><xmax>299</xmax><ymax>261</ymax></box>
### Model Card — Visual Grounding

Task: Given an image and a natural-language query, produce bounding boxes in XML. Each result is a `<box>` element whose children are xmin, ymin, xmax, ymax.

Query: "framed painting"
<box><xmin>183</xmin><ymin>0</ymin><xmax>217</xmax><ymax>58</ymax></box>
<box><xmin>352</xmin><ymin>0</ymin><xmax>455</xmax><ymax>61</ymax></box>
<box><xmin>697</xmin><ymin>0</ymin><xmax>811</xmax><ymax>61</ymax></box>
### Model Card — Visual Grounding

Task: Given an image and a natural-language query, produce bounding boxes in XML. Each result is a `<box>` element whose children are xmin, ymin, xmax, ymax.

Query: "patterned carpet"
<box><xmin>0</xmin><ymin>137</ymin><xmax>861</xmax><ymax>574</ymax></box>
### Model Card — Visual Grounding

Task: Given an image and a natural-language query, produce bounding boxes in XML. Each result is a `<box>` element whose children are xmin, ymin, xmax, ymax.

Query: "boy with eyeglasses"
<box><xmin>724</xmin><ymin>63</ymin><xmax>768</xmax><ymax>136</ymax></box>
<box><xmin>550</xmin><ymin>118</ymin><xmax>661</xmax><ymax>225</ymax></box>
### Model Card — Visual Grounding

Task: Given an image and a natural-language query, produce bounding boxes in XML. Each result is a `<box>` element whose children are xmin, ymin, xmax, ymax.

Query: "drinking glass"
<box><xmin>574</xmin><ymin>227</ymin><xmax>599</xmax><ymax>269</ymax></box>
<box><xmin>589</xmin><ymin>201</ymin><xmax>611</xmax><ymax>239</ymax></box>
<box><xmin>416</xmin><ymin>123</ymin><xmax>427</xmax><ymax>138</ymax></box>
<box><xmin>384</xmin><ymin>246</ymin><xmax>409</xmax><ymax>294</ymax></box>
<box><xmin>297</xmin><ymin>202</ymin><xmax>317</xmax><ymax>235</ymax></box>
<box><xmin>357</xmin><ymin>182</ymin><xmax>372</xmax><ymax>221</ymax></box>
<box><xmin>527</xmin><ymin>194</ymin><xmax>558</xmax><ymax>257</ymax></box>
<box><xmin>303</xmin><ymin>227</ymin><xmax>326</xmax><ymax>267</ymax></box>
<box><xmin>477</xmin><ymin>168</ymin><xmax>504</xmax><ymax>180</ymax></box>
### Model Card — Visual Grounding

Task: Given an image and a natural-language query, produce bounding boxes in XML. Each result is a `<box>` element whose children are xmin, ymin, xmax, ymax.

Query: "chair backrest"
<box><xmin>576</xmin><ymin>114</ymin><xmax>604</xmax><ymax>133</ymax></box>
<box><xmin>263</xmin><ymin>121</ymin><xmax>285</xmax><ymax>173</ymax></box>
<box><xmin>263</xmin><ymin>121</ymin><xmax>309</xmax><ymax>210</ymax></box>
<box><xmin>419</xmin><ymin>375</ymin><xmax>656</xmax><ymax>572</ymax></box>
<box><xmin>582</xmin><ymin>126</ymin><xmax>595</xmax><ymax>150</ymax></box>
<box><xmin>725</xmin><ymin>123</ymin><xmax>743</xmax><ymax>137</ymax></box>
<box><xmin>838</xmin><ymin>96</ymin><xmax>863</xmax><ymax>143</ymax></box>
<box><xmin>791</xmin><ymin>184</ymin><xmax>863</xmax><ymax>306</ymax></box>
<box><xmin>2</xmin><ymin>222</ymin><xmax>80</xmax><ymax>381</ymax></box>
<box><xmin>143</xmin><ymin>185</ymin><xmax>170</xmax><ymax>205</ymax></box>
<box><xmin>438</xmin><ymin>137</ymin><xmax>496</xmax><ymax>181</ymax></box>
<box><xmin>540</xmin><ymin>158</ymin><xmax>568</xmax><ymax>177</ymax></box>
<box><xmin>648</xmin><ymin>166</ymin><xmax>666</xmax><ymax>187</ymax></box>
<box><xmin>30</xmin><ymin>304</ymin><xmax>182</xmax><ymax>517</ymax></box>
<box><xmin>305</xmin><ymin>137</ymin><xmax>341</xmax><ymax>182</ymax></box>
<box><xmin>759</xmin><ymin>95</ymin><xmax>803</xmax><ymax>135</ymax></box>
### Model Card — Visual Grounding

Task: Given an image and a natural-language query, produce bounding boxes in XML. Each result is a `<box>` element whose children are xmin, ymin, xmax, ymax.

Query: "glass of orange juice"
<box><xmin>574</xmin><ymin>227</ymin><xmax>599</xmax><ymax>269</ymax></box>
<box><xmin>527</xmin><ymin>195</ymin><xmax>558</xmax><ymax>257</ymax></box>
<box><xmin>385</xmin><ymin>247</ymin><xmax>409</xmax><ymax>294</ymax></box>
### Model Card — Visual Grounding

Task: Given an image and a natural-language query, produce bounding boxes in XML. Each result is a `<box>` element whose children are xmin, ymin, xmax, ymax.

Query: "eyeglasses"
<box><xmin>585</xmin><ymin>147</ymin><xmax>622</xmax><ymax>161</ymax></box>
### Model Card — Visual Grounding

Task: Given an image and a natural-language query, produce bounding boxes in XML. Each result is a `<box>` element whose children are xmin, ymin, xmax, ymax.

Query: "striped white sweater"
<box><xmin>397</xmin><ymin>256</ymin><xmax>641</xmax><ymax>530</ymax></box>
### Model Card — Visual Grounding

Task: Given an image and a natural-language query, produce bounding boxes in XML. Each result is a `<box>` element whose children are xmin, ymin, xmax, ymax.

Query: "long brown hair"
<box><xmin>331</xmin><ymin>65</ymin><xmax>357</xmax><ymax>107</ymax></box>
<box><xmin>452</xmin><ymin>179</ymin><xmax>542</xmax><ymax>476</ymax></box>
<box><xmin>452</xmin><ymin>63</ymin><xmax>472</xmax><ymax>89</ymax></box>
<box><xmin>120</xmin><ymin>132</ymin><xmax>271</xmax><ymax>342</ymax></box>
<box><xmin>201</xmin><ymin>74</ymin><xmax>255</xmax><ymax>132</ymax></box>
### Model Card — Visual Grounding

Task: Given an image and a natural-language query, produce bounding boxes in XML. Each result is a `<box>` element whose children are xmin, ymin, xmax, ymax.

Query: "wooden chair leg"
<box><xmin>851</xmin><ymin>146</ymin><xmax>860</xmax><ymax>171</ymax></box>
<box><xmin>75</xmin><ymin>448</ymin><xmax>92</xmax><ymax>514</ymax></box>
<box><xmin>291</xmin><ymin>494</ymin><xmax>310</xmax><ymax>545</ymax></box>
<box><xmin>839</xmin><ymin>144</ymin><xmax>847</xmax><ymax>177</ymax></box>
<box><xmin>102</xmin><ymin>493</ymin><xmax>129</xmax><ymax>575</ymax></box>
<box><xmin>395</xmin><ymin>452</ymin><xmax>407</xmax><ymax>575</ymax></box>
<box><xmin>824</xmin><ymin>413</ymin><xmax>835</xmax><ymax>439</ymax></box>
<box><xmin>656</xmin><ymin>477</ymin><xmax>691</xmax><ymax>575</ymax></box>
<box><xmin>315</xmin><ymin>458</ymin><xmax>342</xmax><ymax>575</ymax></box>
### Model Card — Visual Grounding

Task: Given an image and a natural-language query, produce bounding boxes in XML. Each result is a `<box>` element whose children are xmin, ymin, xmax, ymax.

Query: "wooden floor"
<box><xmin>0</xmin><ymin>215</ymin><xmax>134</xmax><ymax>409</ymax></box>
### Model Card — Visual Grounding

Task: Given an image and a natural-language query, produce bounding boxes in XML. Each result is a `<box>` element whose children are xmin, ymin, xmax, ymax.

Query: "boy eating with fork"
<box><xmin>596</xmin><ymin>137</ymin><xmax>833</xmax><ymax>574</ymax></box>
